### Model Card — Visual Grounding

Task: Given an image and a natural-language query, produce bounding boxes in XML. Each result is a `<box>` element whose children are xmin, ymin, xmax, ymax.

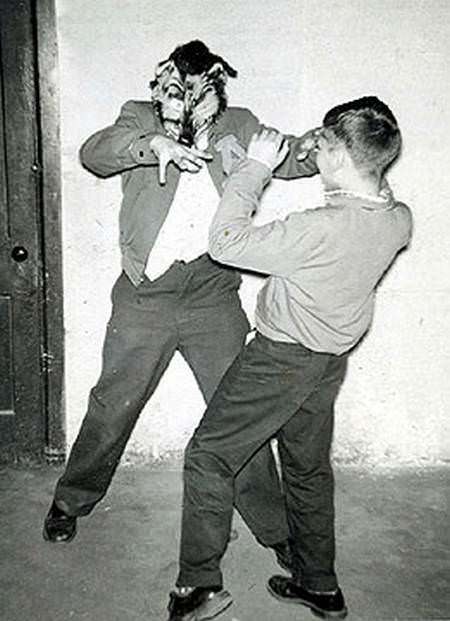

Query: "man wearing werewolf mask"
<box><xmin>150</xmin><ymin>40</ymin><xmax>236</xmax><ymax>147</ymax></box>
<box><xmin>43</xmin><ymin>40</ymin><xmax>318</xmax><ymax>573</ymax></box>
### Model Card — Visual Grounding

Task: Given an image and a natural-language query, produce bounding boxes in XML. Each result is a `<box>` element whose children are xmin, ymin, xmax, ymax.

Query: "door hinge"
<box><xmin>41</xmin><ymin>350</ymin><xmax>55</xmax><ymax>372</ymax></box>
<box><xmin>44</xmin><ymin>445</ymin><xmax>65</xmax><ymax>464</ymax></box>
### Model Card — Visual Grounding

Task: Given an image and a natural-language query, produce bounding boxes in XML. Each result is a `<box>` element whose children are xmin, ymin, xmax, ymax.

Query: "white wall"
<box><xmin>56</xmin><ymin>0</ymin><xmax>450</xmax><ymax>468</ymax></box>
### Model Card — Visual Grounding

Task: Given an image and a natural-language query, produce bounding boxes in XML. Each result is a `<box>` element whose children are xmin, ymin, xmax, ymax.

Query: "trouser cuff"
<box><xmin>301</xmin><ymin>575</ymin><xmax>338</xmax><ymax>592</ymax></box>
<box><xmin>176</xmin><ymin>568</ymin><xmax>223</xmax><ymax>590</ymax></box>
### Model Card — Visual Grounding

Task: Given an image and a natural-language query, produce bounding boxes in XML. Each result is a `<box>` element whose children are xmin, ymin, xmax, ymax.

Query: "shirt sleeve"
<box><xmin>79</xmin><ymin>100</ymin><xmax>160</xmax><ymax>178</ymax></box>
<box><xmin>208</xmin><ymin>159</ymin><xmax>325</xmax><ymax>276</ymax></box>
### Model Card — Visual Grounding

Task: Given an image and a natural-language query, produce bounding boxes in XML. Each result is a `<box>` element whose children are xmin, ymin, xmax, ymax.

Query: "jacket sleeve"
<box><xmin>79</xmin><ymin>100</ymin><xmax>161</xmax><ymax>178</ymax></box>
<box><xmin>275</xmin><ymin>128</ymin><xmax>319</xmax><ymax>179</ymax></box>
<box><xmin>208</xmin><ymin>159</ymin><xmax>324</xmax><ymax>276</ymax></box>
<box><xmin>234</xmin><ymin>108</ymin><xmax>319</xmax><ymax>180</ymax></box>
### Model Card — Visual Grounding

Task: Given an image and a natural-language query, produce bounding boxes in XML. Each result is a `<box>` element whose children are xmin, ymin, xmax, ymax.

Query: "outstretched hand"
<box><xmin>296</xmin><ymin>127</ymin><xmax>321</xmax><ymax>161</ymax></box>
<box><xmin>150</xmin><ymin>135</ymin><xmax>213</xmax><ymax>184</ymax></box>
<box><xmin>247</xmin><ymin>129</ymin><xmax>290</xmax><ymax>171</ymax></box>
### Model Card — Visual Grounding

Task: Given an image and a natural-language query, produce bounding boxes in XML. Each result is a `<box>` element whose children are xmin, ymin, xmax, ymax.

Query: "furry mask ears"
<box><xmin>150</xmin><ymin>59</ymin><xmax>179</xmax><ymax>86</ymax></box>
<box><xmin>206</xmin><ymin>61</ymin><xmax>231</xmax><ymax>85</ymax></box>
<box><xmin>210</xmin><ymin>56</ymin><xmax>238</xmax><ymax>80</ymax></box>
<box><xmin>149</xmin><ymin>59</ymin><xmax>184</xmax><ymax>95</ymax></box>
<box><xmin>154</xmin><ymin>59</ymin><xmax>176</xmax><ymax>78</ymax></box>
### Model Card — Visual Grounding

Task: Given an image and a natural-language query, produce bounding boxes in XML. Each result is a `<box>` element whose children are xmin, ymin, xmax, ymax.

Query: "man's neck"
<box><xmin>325</xmin><ymin>171</ymin><xmax>380</xmax><ymax>197</ymax></box>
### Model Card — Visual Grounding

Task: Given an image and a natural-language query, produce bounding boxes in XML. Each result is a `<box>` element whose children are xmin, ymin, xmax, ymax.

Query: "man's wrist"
<box><xmin>227</xmin><ymin>159</ymin><xmax>272</xmax><ymax>193</ymax></box>
<box><xmin>129</xmin><ymin>131</ymin><xmax>159</xmax><ymax>163</ymax></box>
<box><xmin>246</xmin><ymin>156</ymin><xmax>272</xmax><ymax>175</ymax></box>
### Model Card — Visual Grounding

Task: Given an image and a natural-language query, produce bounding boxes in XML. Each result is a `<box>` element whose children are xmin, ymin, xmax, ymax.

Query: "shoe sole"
<box><xmin>266</xmin><ymin>583</ymin><xmax>348</xmax><ymax>620</ymax></box>
<box><xmin>195</xmin><ymin>590</ymin><xmax>233</xmax><ymax>621</ymax></box>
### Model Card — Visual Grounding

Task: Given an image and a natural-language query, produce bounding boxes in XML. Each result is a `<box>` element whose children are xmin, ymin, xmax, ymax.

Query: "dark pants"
<box><xmin>178</xmin><ymin>332</ymin><xmax>348</xmax><ymax>592</ymax></box>
<box><xmin>55</xmin><ymin>256</ymin><xmax>289</xmax><ymax>546</ymax></box>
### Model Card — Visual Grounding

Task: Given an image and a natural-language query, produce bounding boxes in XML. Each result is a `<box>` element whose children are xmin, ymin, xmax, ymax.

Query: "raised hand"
<box><xmin>247</xmin><ymin>129</ymin><xmax>290</xmax><ymax>171</ymax></box>
<box><xmin>150</xmin><ymin>135</ymin><xmax>213</xmax><ymax>184</ymax></box>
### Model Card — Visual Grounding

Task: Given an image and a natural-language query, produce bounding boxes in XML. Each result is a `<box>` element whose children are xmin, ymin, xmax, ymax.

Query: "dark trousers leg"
<box><xmin>178</xmin><ymin>293</ymin><xmax>288</xmax><ymax>547</ymax></box>
<box><xmin>277</xmin><ymin>353</ymin><xmax>348</xmax><ymax>591</ymax></box>
<box><xmin>177</xmin><ymin>333</ymin><xmax>339</xmax><ymax>589</ymax></box>
<box><xmin>234</xmin><ymin>442</ymin><xmax>289</xmax><ymax>546</ymax></box>
<box><xmin>55</xmin><ymin>273</ymin><xmax>179</xmax><ymax>516</ymax></box>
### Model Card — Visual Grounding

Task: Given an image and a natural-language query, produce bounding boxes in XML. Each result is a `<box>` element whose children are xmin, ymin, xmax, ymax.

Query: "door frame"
<box><xmin>35</xmin><ymin>0</ymin><xmax>65</xmax><ymax>462</ymax></box>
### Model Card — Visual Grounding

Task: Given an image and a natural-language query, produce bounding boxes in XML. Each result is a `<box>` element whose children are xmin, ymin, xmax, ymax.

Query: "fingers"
<box><xmin>254</xmin><ymin>128</ymin><xmax>283</xmax><ymax>145</ymax></box>
<box><xmin>158</xmin><ymin>152</ymin><xmax>170</xmax><ymax>185</ymax></box>
<box><xmin>277</xmin><ymin>139</ymin><xmax>290</xmax><ymax>163</ymax></box>
<box><xmin>189</xmin><ymin>146</ymin><xmax>213</xmax><ymax>161</ymax></box>
<box><xmin>261</xmin><ymin>129</ymin><xmax>288</xmax><ymax>152</ymax></box>
<box><xmin>174</xmin><ymin>146</ymin><xmax>212</xmax><ymax>172</ymax></box>
<box><xmin>248</xmin><ymin>133</ymin><xmax>259</xmax><ymax>151</ymax></box>
<box><xmin>297</xmin><ymin>127</ymin><xmax>321</xmax><ymax>161</ymax></box>
<box><xmin>177</xmin><ymin>157</ymin><xmax>203</xmax><ymax>174</ymax></box>
<box><xmin>157</xmin><ymin>143</ymin><xmax>212</xmax><ymax>185</ymax></box>
<box><xmin>251</xmin><ymin>129</ymin><xmax>286</xmax><ymax>156</ymax></box>
<box><xmin>159</xmin><ymin>152</ymin><xmax>201</xmax><ymax>184</ymax></box>
<box><xmin>247</xmin><ymin>129</ymin><xmax>288</xmax><ymax>171</ymax></box>
<box><xmin>174</xmin><ymin>144</ymin><xmax>212</xmax><ymax>167</ymax></box>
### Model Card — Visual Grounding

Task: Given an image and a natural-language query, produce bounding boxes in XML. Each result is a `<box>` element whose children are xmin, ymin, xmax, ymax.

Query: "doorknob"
<box><xmin>11</xmin><ymin>246</ymin><xmax>29</xmax><ymax>262</ymax></box>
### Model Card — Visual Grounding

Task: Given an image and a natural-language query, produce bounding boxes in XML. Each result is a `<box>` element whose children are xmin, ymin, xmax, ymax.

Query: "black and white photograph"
<box><xmin>0</xmin><ymin>1</ymin><xmax>448</xmax><ymax>620</ymax></box>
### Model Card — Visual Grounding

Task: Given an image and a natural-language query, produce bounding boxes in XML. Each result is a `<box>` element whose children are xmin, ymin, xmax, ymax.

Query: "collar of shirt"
<box><xmin>324</xmin><ymin>186</ymin><xmax>395</xmax><ymax>211</ymax></box>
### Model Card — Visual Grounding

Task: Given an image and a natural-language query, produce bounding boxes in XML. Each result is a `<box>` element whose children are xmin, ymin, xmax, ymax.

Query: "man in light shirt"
<box><xmin>43</xmin><ymin>40</ymin><xmax>318</xmax><ymax>564</ymax></box>
<box><xmin>168</xmin><ymin>96</ymin><xmax>412</xmax><ymax>621</ymax></box>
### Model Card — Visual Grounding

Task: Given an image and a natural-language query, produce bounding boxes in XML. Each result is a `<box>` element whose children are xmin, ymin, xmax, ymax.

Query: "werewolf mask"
<box><xmin>150</xmin><ymin>40</ymin><xmax>237</xmax><ymax>146</ymax></box>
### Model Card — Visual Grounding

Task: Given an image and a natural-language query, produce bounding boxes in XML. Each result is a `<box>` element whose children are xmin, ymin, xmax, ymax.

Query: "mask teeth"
<box><xmin>179</xmin><ymin>117</ymin><xmax>196</xmax><ymax>147</ymax></box>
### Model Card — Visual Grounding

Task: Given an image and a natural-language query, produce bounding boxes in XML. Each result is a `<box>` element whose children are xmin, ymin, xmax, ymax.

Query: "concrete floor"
<box><xmin>0</xmin><ymin>465</ymin><xmax>448</xmax><ymax>621</ymax></box>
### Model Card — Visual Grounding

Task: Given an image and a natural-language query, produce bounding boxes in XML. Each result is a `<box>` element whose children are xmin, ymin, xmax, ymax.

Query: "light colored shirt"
<box><xmin>145</xmin><ymin>137</ymin><xmax>219</xmax><ymax>280</ymax></box>
<box><xmin>209</xmin><ymin>159</ymin><xmax>412</xmax><ymax>354</ymax></box>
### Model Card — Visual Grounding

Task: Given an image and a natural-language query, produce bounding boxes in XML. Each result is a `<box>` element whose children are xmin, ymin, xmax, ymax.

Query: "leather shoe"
<box><xmin>167</xmin><ymin>586</ymin><xmax>232</xmax><ymax>620</ymax></box>
<box><xmin>267</xmin><ymin>574</ymin><xmax>348</xmax><ymax>619</ymax></box>
<box><xmin>43</xmin><ymin>501</ymin><xmax>77</xmax><ymax>543</ymax></box>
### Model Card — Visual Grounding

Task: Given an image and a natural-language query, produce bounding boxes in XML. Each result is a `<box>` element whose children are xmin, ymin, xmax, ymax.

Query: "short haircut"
<box><xmin>323</xmin><ymin>96</ymin><xmax>401</xmax><ymax>177</ymax></box>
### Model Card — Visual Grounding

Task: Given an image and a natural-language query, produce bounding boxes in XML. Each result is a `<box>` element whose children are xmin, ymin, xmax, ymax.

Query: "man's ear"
<box><xmin>330</xmin><ymin>142</ymin><xmax>347</xmax><ymax>172</ymax></box>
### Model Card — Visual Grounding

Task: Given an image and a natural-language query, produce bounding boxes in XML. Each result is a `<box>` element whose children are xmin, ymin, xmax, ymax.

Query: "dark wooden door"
<box><xmin>0</xmin><ymin>0</ymin><xmax>48</xmax><ymax>462</ymax></box>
